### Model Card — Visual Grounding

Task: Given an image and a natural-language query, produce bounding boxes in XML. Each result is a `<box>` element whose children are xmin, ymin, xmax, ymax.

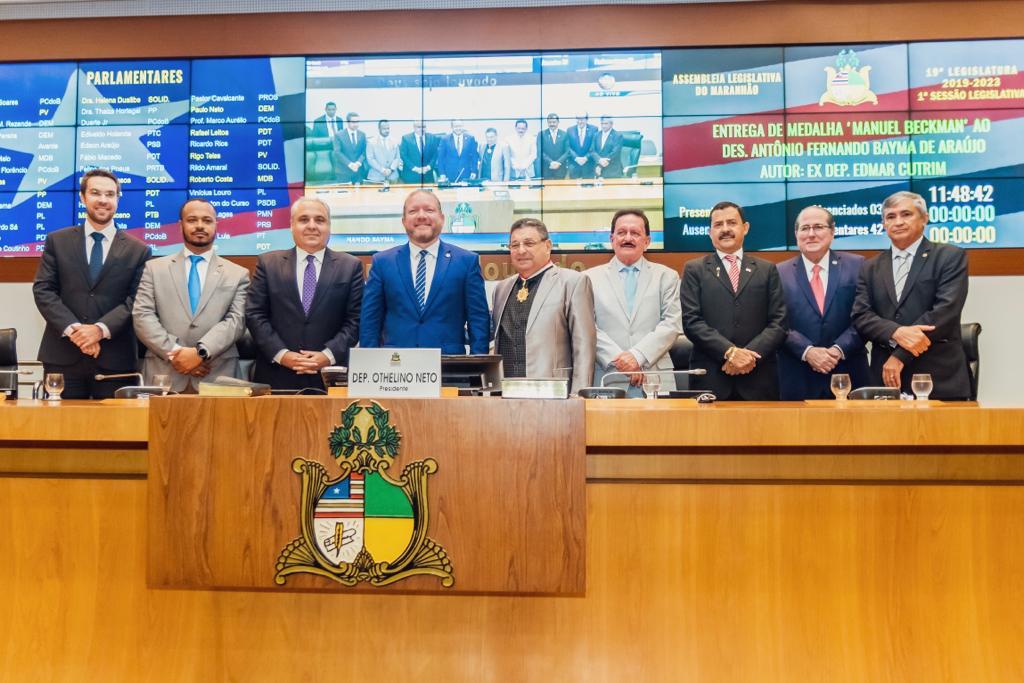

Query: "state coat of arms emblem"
<box><xmin>275</xmin><ymin>400</ymin><xmax>453</xmax><ymax>587</ymax></box>
<box><xmin>819</xmin><ymin>49</ymin><xmax>879</xmax><ymax>107</ymax></box>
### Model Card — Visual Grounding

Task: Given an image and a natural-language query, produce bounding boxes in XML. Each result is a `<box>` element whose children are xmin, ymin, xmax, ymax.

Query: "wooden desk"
<box><xmin>2</xmin><ymin>398</ymin><xmax>1023</xmax><ymax>680</ymax></box>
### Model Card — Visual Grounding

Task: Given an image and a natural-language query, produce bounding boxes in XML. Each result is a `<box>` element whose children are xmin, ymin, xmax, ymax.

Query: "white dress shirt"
<box><xmin>891</xmin><ymin>235</ymin><xmax>924</xmax><ymax>284</ymax></box>
<box><xmin>409</xmin><ymin>239</ymin><xmax>440</xmax><ymax>303</ymax></box>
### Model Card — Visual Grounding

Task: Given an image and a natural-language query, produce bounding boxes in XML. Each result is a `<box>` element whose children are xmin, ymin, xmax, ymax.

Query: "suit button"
<box><xmin>895</xmin><ymin>313</ymin><xmax>902</xmax><ymax>320</ymax></box>
<box><xmin>190</xmin><ymin>323</ymin><xmax>197</xmax><ymax>328</ymax></box>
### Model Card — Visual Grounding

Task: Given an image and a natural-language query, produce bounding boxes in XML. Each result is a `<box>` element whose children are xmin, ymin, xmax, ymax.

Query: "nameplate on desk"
<box><xmin>348</xmin><ymin>348</ymin><xmax>442</xmax><ymax>398</ymax></box>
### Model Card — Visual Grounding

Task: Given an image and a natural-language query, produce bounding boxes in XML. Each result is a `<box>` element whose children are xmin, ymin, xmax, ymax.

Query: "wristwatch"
<box><xmin>196</xmin><ymin>343</ymin><xmax>209</xmax><ymax>360</ymax></box>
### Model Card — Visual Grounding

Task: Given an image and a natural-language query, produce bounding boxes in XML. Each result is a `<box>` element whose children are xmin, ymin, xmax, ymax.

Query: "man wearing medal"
<box><xmin>491</xmin><ymin>218</ymin><xmax>596</xmax><ymax>394</ymax></box>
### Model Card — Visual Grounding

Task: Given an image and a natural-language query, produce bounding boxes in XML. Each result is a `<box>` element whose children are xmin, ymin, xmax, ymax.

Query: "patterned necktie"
<box><xmin>724</xmin><ymin>254</ymin><xmax>740</xmax><ymax>293</ymax></box>
<box><xmin>88</xmin><ymin>232</ymin><xmax>104</xmax><ymax>284</ymax></box>
<box><xmin>187</xmin><ymin>254</ymin><xmax>203</xmax><ymax>315</ymax></box>
<box><xmin>810</xmin><ymin>264</ymin><xmax>825</xmax><ymax>314</ymax></box>
<box><xmin>415</xmin><ymin>250</ymin><xmax>427</xmax><ymax>311</ymax></box>
<box><xmin>622</xmin><ymin>265</ymin><xmax>638</xmax><ymax>313</ymax></box>
<box><xmin>894</xmin><ymin>252</ymin><xmax>911</xmax><ymax>300</ymax></box>
<box><xmin>301</xmin><ymin>254</ymin><xmax>317</xmax><ymax>315</ymax></box>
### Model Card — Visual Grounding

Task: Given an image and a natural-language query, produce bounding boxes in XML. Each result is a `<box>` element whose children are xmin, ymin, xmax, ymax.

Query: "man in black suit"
<box><xmin>537</xmin><ymin>113</ymin><xmax>569</xmax><ymax>179</ymax></box>
<box><xmin>681</xmin><ymin>201</ymin><xmax>786</xmax><ymax>400</ymax></box>
<box><xmin>331</xmin><ymin>112</ymin><xmax>367</xmax><ymax>184</ymax></box>
<box><xmin>245</xmin><ymin>197</ymin><xmax>363</xmax><ymax>391</ymax></box>
<box><xmin>32</xmin><ymin>169</ymin><xmax>150</xmax><ymax>399</ymax></box>
<box><xmin>310</xmin><ymin>101</ymin><xmax>341</xmax><ymax>140</ymax></box>
<box><xmin>591</xmin><ymin>116</ymin><xmax>623</xmax><ymax>179</ymax></box>
<box><xmin>852</xmin><ymin>191</ymin><xmax>970</xmax><ymax>400</ymax></box>
<box><xmin>399</xmin><ymin>122</ymin><xmax>439</xmax><ymax>185</ymax></box>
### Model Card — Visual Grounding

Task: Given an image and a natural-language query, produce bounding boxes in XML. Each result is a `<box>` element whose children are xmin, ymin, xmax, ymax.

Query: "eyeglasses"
<box><xmin>509</xmin><ymin>240</ymin><xmax>545</xmax><ymax>251</ymax></box>
<box><xmin>796</xmin><ymin>224</ymin><xmax>832</xmax><ymax>234</ymax></box>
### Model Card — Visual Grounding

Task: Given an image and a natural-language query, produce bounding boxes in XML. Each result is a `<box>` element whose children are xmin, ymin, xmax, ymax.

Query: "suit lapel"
<box><xmin>281</xmin><ymin>250</ymin><xmax>304</xmax><ymax>313</ymax></box>
<box><xmin>92</xmin><ymin>230</ymin><xmax>126</xmax><ymax>290</ymax></box>
<box><xmin>821</xmin><ymin>253</ymin><xmax>841</xmax><ymax>317</ymax></box>
<box><xmin>168</xmin><ymin>250</ymin><xmax>190</xmax><ymax>316</ymax></box>
<box><xmin>880</xmin><ymin>249</ymin><xmax>898</xmax><ymax>307</ymax></box>
<box><xmin>423</xmin><ymin>241</ymin><xmax>452</xmax><ymax>316</ymax></box>
<box><xmin>395</xmin><ymin>243</ymin><xmax>419</xmax><ymax>315</ymax></box>
<box><xmin>70</xmin><ymin>226</ymin><xmax>93</xmax><ymax>286</ymax></box>
<box><xmin>493</xmin><ymin>278</ymin><xmax>512</xmax><ymax>331</ymax></box>
<box><xmin>709</xmin><ymin>255</ymin><xmax>735</xmax><ymax>297</ymax></box>
<box><xmin>526</xmin><ymin>265</ymin><xmax>558</xmax><ymax>334</ymax></box>
<box><xmin>307</xmin><ymin>249</ymin><xmax>336</xmax><ymax>318</ymax></box>
<box><xmin>734</xmin><ymin>255</ymin><xmax>756</xmax><ymax>298</ymax></box>
<box><xmin>604</xmin><ymin>263</ymin><xmax>630</xmax><ymax>321</ymax></box>
<box><xmin>630</xmin><ymin>260</ymin><xmax>654</xmax><ymax>324</ymax></box>
<box><xmin>791</xmin><ymin>257</ymin><xmax>819</xmax><ymax>316</ymax></box>
<box><xmin>899</xmin><ymin>238</ymin><xmax>931</xmax><ymax>306</ymax></box>
<box><xmin>193</xmin><ymin>252</ymin><xmax>224</xmax><ymax>319</ymax></box>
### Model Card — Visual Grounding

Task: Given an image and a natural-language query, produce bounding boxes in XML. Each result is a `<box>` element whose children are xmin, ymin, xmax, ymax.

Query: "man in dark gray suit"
<box><xmin>245</xmin><ymin>197</ymin><xmax>363</xmax><ymax>391</ymax></box>
<box><xmin>332</xmin><ymin>112</ymin><xmax>367</xmax><ymax>184</ymax></box>
<box><xmin>32</xmin><ymin>169</ymin><xmax>150</xmax><ymax>399</ymax></box>
<box><xmin>680</xmin><ymin>201</ymin><xmax>786</xmax><ymax>400</ymax></box>
<box><xmin>537</xmin><ymin>113</ymin><xmax>569</xmax><ymax>179</ymax></box>
<box><xmin>852</xmin><ymin>191</ymin><xmax>970</xmax><ymax>399</ymax></box>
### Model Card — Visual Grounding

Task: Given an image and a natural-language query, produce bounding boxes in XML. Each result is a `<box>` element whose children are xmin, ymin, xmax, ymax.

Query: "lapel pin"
<box><xmin>715</xmin><ymin>267</ymin><xmax>720</xmax><ymax>277</ymax></box>
<box><xmin>832</xmin><ymin>259</ymin><xmax>838</xmax><ymax>266</ymax></box>
<box><xmin>745</xmin><ymin>267</ymin><xmax>752</xmax><ymax>272</ymax></box>
<box><xmin>445</xmin><ymin>251</ymin><xmax>451</xmax><ymax>258</ymax></box>
<box><xmin>922</xmin><ymin>253</ymin><xmax>928</xmax><ymax>258</ymax></box>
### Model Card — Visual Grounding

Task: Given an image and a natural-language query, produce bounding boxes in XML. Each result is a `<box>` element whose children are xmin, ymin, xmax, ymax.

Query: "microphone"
<box><xmin>95</xmin><ymin>372</ymin><xmax>144</xmax><ymax>384</ymax></box>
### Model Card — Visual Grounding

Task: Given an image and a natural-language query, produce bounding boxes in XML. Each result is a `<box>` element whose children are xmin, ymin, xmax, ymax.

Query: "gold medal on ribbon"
<box><xmin>516</xmin><ymin>279</ymin><xmax>529</xmax><ymax>303</ymax></box>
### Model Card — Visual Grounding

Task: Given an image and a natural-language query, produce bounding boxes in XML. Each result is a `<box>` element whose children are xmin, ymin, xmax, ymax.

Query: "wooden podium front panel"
<box><xmin>147</xmin><ymin>396</ymin><xmax>585</xmax><ymax>595</ymax></box>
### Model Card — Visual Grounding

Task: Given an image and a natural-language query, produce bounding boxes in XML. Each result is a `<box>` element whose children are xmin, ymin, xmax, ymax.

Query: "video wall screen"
<box><xmin>1</xmin><ymin>39</ymin><xmax>1023</xmax><ymax>257</ymax></box>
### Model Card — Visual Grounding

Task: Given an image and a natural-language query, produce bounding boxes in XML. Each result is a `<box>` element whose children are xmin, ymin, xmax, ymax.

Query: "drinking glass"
<box><xmin>830</xmin><ymin>373</ymin><xmax>851</xmax><ymax>400</ymax></box>
<box><xmin>911</xmin><ymin>373</ymin><xmax>933</xmax><ymax>401</ymax></box>
<box><xmin>152</xmin><ymin>374</ymin><xmax>171</xmax><ymax>395</ymax></box>
<box><xmin>642</xmin><ymin>373</ymin><xmax>661</xmax><ymax>400</ymax></box>
<box><xmin>44</xmin><ymin>373</ymin><xmax>64</xmax><ymax>401</ymax></box>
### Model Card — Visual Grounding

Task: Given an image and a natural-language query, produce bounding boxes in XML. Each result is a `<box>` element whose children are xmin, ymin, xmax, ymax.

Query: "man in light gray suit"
<box><xmin>585</xmin><ymin>209</ymin><xmax>682</xmax><ymax>393</ymax></box>
<box><xmin>492</xmin><ymin>218</ymin><xmax>596</xmax><ymax>393</ymax></box>
<box><xmin>366</xmin><ymin>119</ymin><xmax>402</xmax><ymax>183</ymax></box>
<box><xmin>133</xmin><ymin>198</ymin><xmax>250</xmax><ymax>392</ymax></box>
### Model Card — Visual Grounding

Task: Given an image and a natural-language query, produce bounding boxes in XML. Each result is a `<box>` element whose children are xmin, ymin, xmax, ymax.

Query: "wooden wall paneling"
<box><xmin>4</xmin><ymin>476</ymin><xmax>1024</xmax><ymax>680</ymax></box>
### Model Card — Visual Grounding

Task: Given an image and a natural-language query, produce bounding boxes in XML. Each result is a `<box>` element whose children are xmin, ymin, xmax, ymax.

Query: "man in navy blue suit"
<box><xmin>360</xmin><ymin>189</ymin><xmax>490</xmax><ymax>354</ymax></box>
<box><xmin>435</xmin><ymin>120</ymin><xmax>479</xmax><ymax>185</ymax></box>
<box><xmin>776</xmin><ymin>206</ymin><xmax>869</xmax><ymax>399</ymax></box>
<box><xmin>566</xmin><ymin>113</ymin><xmax>598</xmax><ymax>179</ymax></box>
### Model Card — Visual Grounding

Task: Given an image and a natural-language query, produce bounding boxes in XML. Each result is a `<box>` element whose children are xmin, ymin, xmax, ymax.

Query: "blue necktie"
<box><xmin>415</xmin><ymin>250</ymin><xmax>427</xmax><ymax>310</ymax></box>
<box><xmin>187</xmin><ymin>254</ymin><xmax>203</xmax><ymax>315</ymax></box>
<box><xmin>622</xmin><ymin>265</ymin><xmax>638</xmax><ymax>313</ymax></box>
<box><xmin>88</xmin><ymin>232</ymin><xmax>104</xmax><ymax>284</ymax></box>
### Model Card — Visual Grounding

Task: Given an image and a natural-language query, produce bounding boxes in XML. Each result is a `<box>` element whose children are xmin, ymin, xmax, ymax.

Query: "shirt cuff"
<box><xmin>96</xmin><ymin>322</ymin><xmax>111</xmax><ymax>339</ymax></box>
<box><xmin>322</xmin><ymin>348</ymin><xmax>336</xmax><ymax>366</ymax></box>
<box><xmin>800</xmin><ymin>346</ymin><xmax>812</xmax><ymax>362</ymax></box>
<box><xmin>62</xmin><ymin>323</ymin><xmax>80</xmax><ymax>338</ymax></box>
<box><xmin>830</xmin><ymin>344</ymin><xmax>846</xmax><ymax>360</ymax></box>
<box><xmin>629</xmin><ymin>347</ymin><xmax>649</xmax><ymax>369</ymax></box>
<box><xmin>272</xmin><ymin>349</ymin><xmax>287</xmax><ymax>364</ymax></box>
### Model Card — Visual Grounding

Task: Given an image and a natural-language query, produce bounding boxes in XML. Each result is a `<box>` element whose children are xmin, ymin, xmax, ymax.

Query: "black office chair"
<box><xmin>236</xmin><ymin>331</ymin><xmax>258</xmax><ymax>381</ymax></box>
<box><xmin>0</xmin><ymin>328</ymin><xmax>17</xmax><ymax>398</ymax></box>
<box><xmin>668</xmin><ymin>335</ymin><xmax>692</xmax><ymax>390</ymax></box>
<box><xmin>961</xmin><ymin>322</ymin><xmax>982</xmax><ymax>401</ymax></box>
<box><xmin>619</xmin><ymin>131</ymin><xmax>643</xmax><ymax>177</ymax></box>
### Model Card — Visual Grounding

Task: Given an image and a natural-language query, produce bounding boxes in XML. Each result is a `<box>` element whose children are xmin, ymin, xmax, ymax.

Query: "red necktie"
<box><xmin>724</xmin><ymin>254</ymin><xmax>740</xmax><ymax>292</ymax></box>
<box><xmin>810</xmin><ymin>264</ymin><xmax>825</xmax><ymax>314</ymax></box>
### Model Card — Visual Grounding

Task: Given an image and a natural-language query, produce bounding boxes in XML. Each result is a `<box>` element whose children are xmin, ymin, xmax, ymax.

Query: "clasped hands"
<box><xmin>281</xmin><ymin>350</ymin><xmax>331</xmax><ymax>375</ymax></box>
<box><xmin>611</xmin><ymin>351</ymin><xmax>644</xmax><ymax>387</ymax></box>
<box><xmin>805</xmin><ymin>346</ymin><xmax>843</xmax><ymax>374</ymax></box>
<box><xmin>69</xmin><ymin>324</ymin><xmax>103</xmax><ymax>358</ymax></box>
<box><xmin>723</xmin><ymin>347</ymin><xmax>760</xmax><ymax>376</ymax></box>
<box><xmin>167</xmin><ymin>347</ymin><xmax>211</xmax><ymax>378</ymax></box>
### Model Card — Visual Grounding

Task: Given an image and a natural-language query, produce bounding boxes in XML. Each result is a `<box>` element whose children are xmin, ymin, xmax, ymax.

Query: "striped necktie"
<box><xmin>415</xmin><ymin>250</ymin><xmax>427</xmax><ymax>310</ymax></box>
<box><xmin>724</xmin><ymin>254</ymin><xmax>740</xmax><ymax>293</ymax></box>
<box><xmin>894</xmin><ymin>252</ymin><xmax>911</xmax><ymax>300</ymax></box>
